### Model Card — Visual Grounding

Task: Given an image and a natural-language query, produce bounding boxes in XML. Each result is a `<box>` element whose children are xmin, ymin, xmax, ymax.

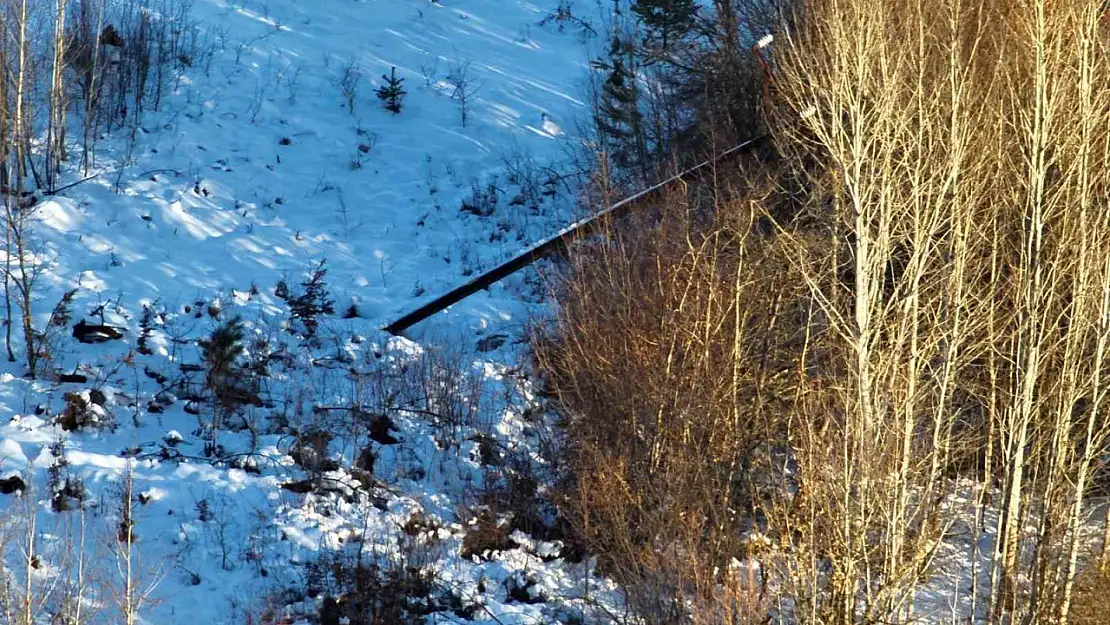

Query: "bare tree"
<box><xmin>339</xmin><ymin>56</ymin><xmax>360</xmax><ymax>115</ymax></box>
<box><xmin>5</xmin><ymin>0</ymin><xmax>40</xmax><ymax>377</ymax></box>
<box><xmin>113</xmin><ymin>460</ymin><xmax>161</xmax><ymax>625</ymax></box>
<box><xmin>448</xmin><ymin>60</ymin><xmax>479</xmax><ymax>127</ymax></box>
<box><xmin>77</xmin><ymin>0</ymin><xmax>106</xmax><ymax>173</ymax></box>
<box><xmin>46</xmin><ymin>0</ymin><xmax>70</xmax><ymax>192</ymax></box>
<box><xmin>540</xmin><ymin>1</ymin><xmax>1110</xmax><ymax>623</ymax></box>
<box><xmin>772</xmin><ymin>0</ymin><xmax>1110</xmax><ymax>622</ymax></box>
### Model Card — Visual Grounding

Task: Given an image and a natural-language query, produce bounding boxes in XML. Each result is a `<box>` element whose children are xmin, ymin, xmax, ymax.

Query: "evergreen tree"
<box><xmin>376</xmin><ymin>67</ymin><xmax>407</xmax><ymax>114</ymax></box>
<box><xmin>592</xmin><ymin>36</ymin><xmax>646</xmax><ymax>172</ymax></box>
<box><xmin>276</xmin><ymin>260</ymin><xmax>336</xmax><ymax>339</ymax></box>
<box><xmin>200</xmin><ymin>316</ymin><xmax>246</xmax><ymax>399</ymax></box>
<box><xmin>630</xmin><ymin>0</ymin><xmax>697</xmax><ymax>54</ymax></box>
<box><xmin>199</xmin><ymin>316</ymin><xmax>248</xmax><ymax>455</ymax></box>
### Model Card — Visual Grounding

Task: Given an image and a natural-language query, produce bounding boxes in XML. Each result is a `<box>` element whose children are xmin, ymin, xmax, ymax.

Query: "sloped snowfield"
<box><xmin>0</xmin><ymin>0</ymin><xmax>622</xmax><ymax>622</ymax></box>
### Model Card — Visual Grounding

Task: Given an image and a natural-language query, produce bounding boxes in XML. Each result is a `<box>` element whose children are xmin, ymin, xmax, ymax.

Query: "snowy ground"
<box><xmin>39</xmin><ymin>0</ymin><xmax>597</xmax><ymax>338</ymax></box>
<box><xmin>0</xmin><ymin>0</ymin><xmax>624</xmax><ymax>622</ymax></box>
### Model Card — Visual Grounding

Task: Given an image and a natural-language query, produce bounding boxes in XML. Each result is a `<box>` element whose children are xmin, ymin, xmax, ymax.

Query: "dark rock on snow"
<box><xmin>73</xmin><ymin>319</ymin><xmax>124</xmax><ymax>344</ymax></box>
<box><xmin>476</xmin><ymin>333</ymin><xmax>507</xmax><ymax>352</ymax></box>
<box><xmin>0</xmin><ymin>475</ymin><xmax>25</xmax><ymax>495</ymax></box>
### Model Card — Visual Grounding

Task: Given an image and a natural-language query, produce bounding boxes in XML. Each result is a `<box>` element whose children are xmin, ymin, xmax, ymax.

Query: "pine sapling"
<box><xmin>49</xmin><ymin>437</ymin><xmax>84</xmax><ymax>512</ymax></box>
<box><xmin>199</xmin><ymin>316</ymin><xmax>247</xmax><ymax>455</ymax></box>
<box><xmin>376</xmin><ymin>66</ymin><xmax>406</xmax><ymax>114</ymax></box>
<box><xmin>137</xmin><ymin>305</ymin><xmax>155</xmax><ymax>355</ymax></box>
<box><xmin>276</xmin><ymin>260</ymin><xmax>336</xmax><ymax>339</ymax></box>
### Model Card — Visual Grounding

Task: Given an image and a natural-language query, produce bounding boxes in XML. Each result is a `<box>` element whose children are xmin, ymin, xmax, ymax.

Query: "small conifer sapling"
<box><xmin>377</xmin><ymin>67</ymin><xmax>407</xmax><ymax>114</ymax></box>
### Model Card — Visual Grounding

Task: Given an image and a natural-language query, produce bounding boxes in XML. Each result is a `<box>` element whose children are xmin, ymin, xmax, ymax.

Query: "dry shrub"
<box><xmin>459</xmin><ymin>509</ymin><xmax>516</xmax><ymax>561</ymax></box>
<box><xmin>1068</xmin><ymin>565</ymin><xmax>1110</xmax><ymax>625</ymax></box>
<box><xmin>303</xmin><ymin>535</ymin><xmax>471</xmax><ymax>625</ymax></box>
<box><xmin>534</xmin><ymin>175</ymin><xmax>795</xmax><ymax>624</ymax></box>
<box><xmin>539</xmin><ymin>0</ymin><xmax>1110</xmax><ymax>622</ymax></box>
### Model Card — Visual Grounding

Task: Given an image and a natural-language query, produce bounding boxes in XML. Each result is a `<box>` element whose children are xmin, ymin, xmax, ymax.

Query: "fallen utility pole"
<box><xmin>384</xmin><ymin>33</ymin><xmax>780</xmax><ymax>337</ymax></box>
<box><xmin>383</xmin><ymin>132</ymin><xmax>771</xmax><ymax>336</ymax></box>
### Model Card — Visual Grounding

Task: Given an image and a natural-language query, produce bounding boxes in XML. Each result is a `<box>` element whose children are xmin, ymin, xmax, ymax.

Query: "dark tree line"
<box><xmin>589</xmin><ymin>0</ymin><xmax>784</xmax><ymax>184</ymax></box>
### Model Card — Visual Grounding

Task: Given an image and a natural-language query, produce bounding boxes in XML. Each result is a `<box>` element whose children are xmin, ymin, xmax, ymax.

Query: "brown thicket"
<box><xmin>537</xmin><ymin>0</ymin><xmax>1110</xmax><ymax>623</ymax></box>
<box><xmin>535</xmin><ymin>171</ymin><xmax>796</xmax><ymax>623</ymax></box>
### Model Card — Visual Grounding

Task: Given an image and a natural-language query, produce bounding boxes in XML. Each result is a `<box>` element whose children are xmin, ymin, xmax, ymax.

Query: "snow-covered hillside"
<box><xmin>0</xmin><ymin>0</ymin><xmax>621</xmax><ymax>622</ymax></box>
<box><xmin>40</xmin><ymin>0</ymin><xmax>594</xmax><ymax>336</ymax></box>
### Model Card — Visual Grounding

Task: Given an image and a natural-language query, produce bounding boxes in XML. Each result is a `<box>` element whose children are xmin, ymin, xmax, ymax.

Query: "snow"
<box><xmin>0</xmin><ymin>438</ymin><xmax>29</xmax><ymax>469</ymax></box>
<box><xmin>31</xmin><ymin>0</ymin><xmax>595</xmax><ymax>340</ymax></box>
<box><xmin>0</xmin><ymin>0</ymin><xmax>623</xmax><ymax>622</ymax></box>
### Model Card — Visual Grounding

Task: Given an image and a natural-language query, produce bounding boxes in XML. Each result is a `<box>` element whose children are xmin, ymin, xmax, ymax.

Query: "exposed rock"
<box><xmin>369</xmin><ymin>413</ymin><xmax>399</xmax><ymax>445</ymax></box>
<box><xmin>154</xmin><ymin>391</ymin><xmax>178</xmax><ymax>406</ymax></box>
<box><xmin>89</xmin><ymin>389</ymin><xmax>107</xmax><ymax>406</ymax></box>
<box><xmin>356</xmin><ymin>446</ymin><xmax>376</xmax><ymax>473</ymax></box>
<box><xmin>476</xmin><ymin>333</ymin><xmax>507</xmax><ymax>352</ymax></box>
<box><xmin>505</xmin><ymin>571</ymin><xmax>546</xmax><ymax>604</ymax></box>
<box><xmin>319</xmin><ymin>597</ymin><xmax>341</xmax><ymax>625</ymax></box>
<box><xmin>144</xmin><ymin>366</ymin><xmax>168</xmax><ymax>384</ymax></box>
<box><xmin>280</xmin><ymin>479</ymin><xmax>315</xmax><ymax>494</ymax></box>
<box><xmin>0</xmin><ymin>475</ymin><xmax>25</xmax><ymax>495</ymax></box>
<box><xmin>73</xmin><ymin>319</ymin><xmax>124</xmax><ymax>344</ymax></box>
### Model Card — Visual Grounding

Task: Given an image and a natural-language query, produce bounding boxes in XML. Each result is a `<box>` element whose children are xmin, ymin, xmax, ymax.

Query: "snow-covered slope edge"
<box><xmin>0</xmin><ymin>0</ymin><xmax>621</xmax><ymax>622</ymax></box>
